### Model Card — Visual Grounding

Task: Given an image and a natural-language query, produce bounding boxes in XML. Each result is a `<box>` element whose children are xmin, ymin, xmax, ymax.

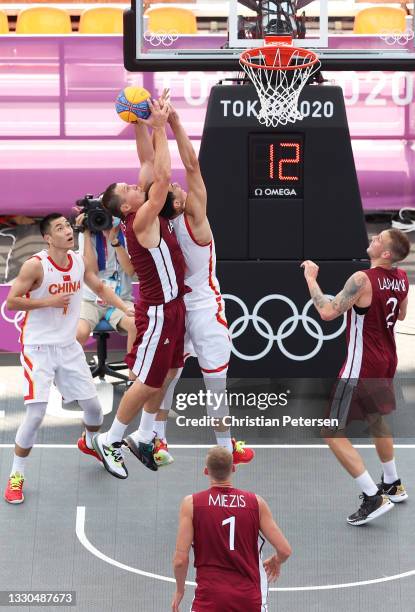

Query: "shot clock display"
<box><xmin>249</xmin><ymin>134</ymin><xmax>304</xmax><ymax>198</ymax></box>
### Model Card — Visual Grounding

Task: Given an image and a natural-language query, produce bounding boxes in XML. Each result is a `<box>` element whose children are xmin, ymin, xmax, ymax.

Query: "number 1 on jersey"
<box><xmin>222</xmin><ymin>516</ymin><xmax>235</xmax><ymax>551</ymax></box>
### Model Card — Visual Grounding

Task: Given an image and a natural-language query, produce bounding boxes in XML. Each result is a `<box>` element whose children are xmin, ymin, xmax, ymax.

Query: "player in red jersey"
<box><xmin>302</xmin><ymin>228</ymin><xmax>410</xmax><ymax>525</ymax></box>
<box><xmin>92</xmin><ymin>98</ymin><xmax>188</xmax><ymax>479</ymax></box>
<box><xmin>171</xmin><ymin>447</ymin><xmax>291</xmax><ymax>611</ymax></box>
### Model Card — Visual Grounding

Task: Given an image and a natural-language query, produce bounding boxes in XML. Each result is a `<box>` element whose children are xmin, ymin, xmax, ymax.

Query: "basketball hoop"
<box><xmin>239</xmin><ymin>36</ymin><xmax>321</xmax><ymax>127</ymax></box>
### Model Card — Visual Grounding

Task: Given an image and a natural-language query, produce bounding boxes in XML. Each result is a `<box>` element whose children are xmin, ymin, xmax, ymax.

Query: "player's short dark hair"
<box><xmin>159</xmin><ymin>189</ymin><xmax>176</xmax><ymax>219</ymax></box>
<box><xmin>206</xmin><ymin>447</ymin><xmax>233</xmax><ymax>481</ymax></box>
<box><xmin>39</xmin><ymin>213</ymin><xmax>65</xmax><ymax>236</ymax></box>
<box><xmin>387</xmin><ymin>229</ymin><xmax>411</xmax><ymax>263</ymax></box>
<box><xmin>102</xmin><ymin>183</ymin><xmax>123</xmax><ymax>219</ymax></box>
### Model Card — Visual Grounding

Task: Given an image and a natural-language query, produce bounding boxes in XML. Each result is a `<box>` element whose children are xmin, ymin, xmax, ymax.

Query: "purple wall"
<box><xmin>0</xmin><ymin>35</ymin><xmax>414</xmax><ymax>214</ymax></box>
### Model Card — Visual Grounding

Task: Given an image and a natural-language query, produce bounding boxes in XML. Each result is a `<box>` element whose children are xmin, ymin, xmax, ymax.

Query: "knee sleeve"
<box><xmin>203</xmin><ymin>371</ymin><xmax>229</xmax><ymax>420</ymax></box>
<box><xmin>78</xmin><ymin>396</ymin><xmax>104</xmax><ymax>427</ymax></box>
<box><xmin>15</xmin><ymin>402</ymin><xmax>47</xmax><ymax>449</ymax></box>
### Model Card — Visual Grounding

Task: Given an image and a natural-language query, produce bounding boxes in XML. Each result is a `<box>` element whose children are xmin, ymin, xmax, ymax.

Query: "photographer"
<box><xmin>75</xmin><ymin>203</ymin><xmax>137</xmax><ymax>356</ymax></box>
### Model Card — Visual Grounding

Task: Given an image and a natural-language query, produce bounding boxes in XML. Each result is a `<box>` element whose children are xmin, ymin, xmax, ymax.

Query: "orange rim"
<box><xmin>239</xmin><ymin>45</ymin><xmax>319</xmax><ymax>72</ymax></box>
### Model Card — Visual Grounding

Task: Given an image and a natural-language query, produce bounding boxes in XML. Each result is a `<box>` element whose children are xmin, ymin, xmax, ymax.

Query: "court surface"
<box><xmin>1</xmin><ymin>378</ymin><xmax>415</xmax><ymax>612</ymax></box>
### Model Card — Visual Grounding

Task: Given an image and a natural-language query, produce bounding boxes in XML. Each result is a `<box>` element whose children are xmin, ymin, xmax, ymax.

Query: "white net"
<box><xmin>240</xmin><ymin>46</ymin><xmax>321</xmax><ymax>127</ymax></box>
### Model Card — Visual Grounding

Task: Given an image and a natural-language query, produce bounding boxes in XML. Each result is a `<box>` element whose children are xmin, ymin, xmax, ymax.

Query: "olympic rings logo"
<box><xmin>222</xmin><ymin>294</ymin><xmax>346</xmax><ymax>362</ymax></box>
<box><xmin>0</xmin><ymin>300</ymin><xmax>24</xmax><ymax>332</ymax></box>
<box><xmin>144</xmin><ymin>30</ymin><xmax>179</xmax><ymax>47</ymax></box>
<box><xmin>379</xmin><ymin>29</ymin><xmax>414</xmax><ymax>46</ymax></box>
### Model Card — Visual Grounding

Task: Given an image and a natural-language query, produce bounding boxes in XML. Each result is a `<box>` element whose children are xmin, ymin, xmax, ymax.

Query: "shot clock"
<box><xmin>249</xmin><ymin>134</ymin><xmax>304</xmax><ymax>198</ymax></box>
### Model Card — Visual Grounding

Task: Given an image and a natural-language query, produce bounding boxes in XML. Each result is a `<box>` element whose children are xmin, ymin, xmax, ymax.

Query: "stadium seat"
<box><xmin>0</xmin><ymin>11</ymin><xmax>9</xmax><ymax>34</ymax></box>
<box><xmin>353</xmin><ymin>7</ymin><xmax>406</xmax><ymax>34</ymax></box>
<box><xmin>146</xmin><ymin>7</ymin><xmax>197</xmax><ymax>34</ymax></box>
<box><xmin>79</xmin><ymin>7</ymin><xmax>124</xmax><ymax>34</ymax></box>
<box><xmin>16</xmin><ymin>7</ymin><xmax>72</xmax><ymax>34</ymax></box>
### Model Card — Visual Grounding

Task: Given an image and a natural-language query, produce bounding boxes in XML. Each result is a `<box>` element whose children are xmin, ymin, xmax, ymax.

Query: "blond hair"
<box><xmin>206</xmin><ymin>446</ymin><xmax>233</xmax><ymax>481</ymax></box>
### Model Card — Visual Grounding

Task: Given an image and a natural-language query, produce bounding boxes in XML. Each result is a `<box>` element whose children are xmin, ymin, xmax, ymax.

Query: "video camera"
<box><xmin>75</xmin><ymin>194</ymin><xmax>113</xmax><ymax>233</ymax></box>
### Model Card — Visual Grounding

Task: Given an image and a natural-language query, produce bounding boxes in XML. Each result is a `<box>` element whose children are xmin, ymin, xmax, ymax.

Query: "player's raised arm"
<box><xmin>257</xmin><ymin>495</ymin><xmax>292</xmax><ymax>583</ymax></box>
<box><xmin>302</xmin><ymin>260</ymin><xmax>368</xmax><ymax>321</ymax></box>
<box><xmin>6</xmin><ymin>258</ymin><xmax>70</xmax><ymax>311</ymax></box>
<box><xmin>168</xmin><ymin>105</ymin><xmax>207</xmax><ymax>224</ymax></box>
<box><xmin>133</xmin><ymin>100</ymin><xmax>171</xmax><ymax>235</ymax></box>
<box><xmin>172</xmin><ymin>495</ymin><xmax>194</xmax><ymax>612</ymax></box>
<box><xmin>135</xmin><ymin>89</ymin><xmax>169</xmax><ymax>189</ymax></box>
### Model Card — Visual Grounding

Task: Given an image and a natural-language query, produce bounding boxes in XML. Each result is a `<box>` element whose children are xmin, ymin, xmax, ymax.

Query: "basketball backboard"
<box><xmin>124</xmin><ymin>0</ymin><xmax>415</xmax><ymax>71</ymax></box>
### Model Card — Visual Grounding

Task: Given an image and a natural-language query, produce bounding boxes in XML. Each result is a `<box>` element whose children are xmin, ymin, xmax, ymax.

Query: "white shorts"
<box><xmin>184</xmin><ymin>307</ymin><xmax>231</xmax><ymax>374</ymax></box>
<box><xmin>20</xmin><ymin>341</ymin><xmax>97</xmax><ymax>405</ymax></box>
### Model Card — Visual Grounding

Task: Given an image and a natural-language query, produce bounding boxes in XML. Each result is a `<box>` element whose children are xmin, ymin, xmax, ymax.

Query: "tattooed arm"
<box><xmin>301</xmin><ymin>260</ymin><xmax>368</xmax><ymax>321</ymax></box>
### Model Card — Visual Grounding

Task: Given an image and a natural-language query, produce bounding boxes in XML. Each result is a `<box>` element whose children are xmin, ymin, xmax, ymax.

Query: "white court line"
<box><xmin>76</xmin><ymin>506</ymin><xmax>415</xmax><ymax>592</ymax></box>
<box><xmin>1</xmin><ymin>444</ymin><xmax>415</xmax><ymax>449</ymax></box>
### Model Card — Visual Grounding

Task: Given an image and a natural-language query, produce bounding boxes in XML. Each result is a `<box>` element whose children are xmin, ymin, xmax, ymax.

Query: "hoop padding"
<box><xmin>240</xmin><ymin>45</ymin><xmax>321</xmax><ymax>127</ymax></box>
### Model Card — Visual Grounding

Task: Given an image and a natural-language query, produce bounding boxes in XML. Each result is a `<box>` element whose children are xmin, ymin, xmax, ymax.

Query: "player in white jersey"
<box><xmin>4</xmin><ymin>213</ymin><xmax>134</xmax><ymax>504</ymax></box>
<box><xmin>132</xmin><ymin>105</ymin><xmax>254</xmax><ymax>466</ymax></box>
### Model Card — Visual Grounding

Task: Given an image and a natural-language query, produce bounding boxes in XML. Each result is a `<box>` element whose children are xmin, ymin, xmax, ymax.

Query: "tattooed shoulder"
<box><xmin>331</xmin><ymin>272</ymin><xmax>367</xmax><ymax>314</ymax></box>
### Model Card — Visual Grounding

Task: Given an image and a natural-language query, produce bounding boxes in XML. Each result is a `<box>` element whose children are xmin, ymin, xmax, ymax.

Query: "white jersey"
<box><xmin>172</xmin><ymin>214</ymin><xmax>225</xmax><ymax>320</ymax></box>
<box><xmin>20</xmin><ymin>249</ymin><xmax>84</xmax><ymax>346</ymax></box>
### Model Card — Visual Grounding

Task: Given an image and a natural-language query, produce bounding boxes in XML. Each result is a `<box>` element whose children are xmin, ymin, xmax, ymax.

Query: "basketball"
<box><xmin>115</xmin><ymin>87</ymin><xmax>151</xmax><ymax>123</ymax></box>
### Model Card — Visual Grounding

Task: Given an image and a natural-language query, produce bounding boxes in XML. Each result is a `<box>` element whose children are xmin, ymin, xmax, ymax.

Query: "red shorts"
<box><xmin>125</xmin><ymin>298</ymin><xmax>185</xmax><ymax>388</ymax></box>
<box><xmin>327</xmin><ymin>377</ymin><xmax>396</xmax><ymax>429</ymax></box>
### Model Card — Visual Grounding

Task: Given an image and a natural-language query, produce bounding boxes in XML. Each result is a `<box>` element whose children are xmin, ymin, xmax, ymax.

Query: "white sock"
<box><xmin>215</xmin><ymin>431</ymin><xmax>233</xmax><ymax>453</ymax></box>
<box><xmin>154</xmin><ymin>420</ymin><xmax>167</xmax><ymax>441</ymax></box>
<box><xmin>382</xmin><ymin>459</ymin><xmax>398</xmax><ymax>484</ymax></box>
<box><xmin>11</xmin><ymin>453</ymin><xmax>27</xmax><ymax>477</ymax></box>
<box><xmin>85</xmin><ymin>429</ymin><xmax>95</xmax><ymax>449</ymax></box>
<box><xmin>132</xmin><ymin>410</ymin><xmax>156</xmax><ymax>444</ymax></box>
<box><xmin>106</xmin><ymin>417</ymin><xmax>128</xmax><ymax>445</ymax></box>
<box><xmin>355</xmin><ymin>470</ymin><xmax>378</xmax><ymax>496</ymax></box>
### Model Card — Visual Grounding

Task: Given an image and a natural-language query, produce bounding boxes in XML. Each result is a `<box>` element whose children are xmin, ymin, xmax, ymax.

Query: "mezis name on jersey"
<box><xmin>377</xmin><ymin>277</ymin><xmax>407</xmax><ymax>292</ymax></box>
<box><xmin>209</xmin><ymin>493</ymin><xmax>246</xmax><ymax>508</ymax></box>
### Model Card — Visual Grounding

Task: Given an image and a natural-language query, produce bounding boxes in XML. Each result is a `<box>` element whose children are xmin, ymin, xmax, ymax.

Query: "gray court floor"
<box><xmin>1</xmin><ymin>382</ymin><xmax>415</xmax><ymax>612</ymax></box>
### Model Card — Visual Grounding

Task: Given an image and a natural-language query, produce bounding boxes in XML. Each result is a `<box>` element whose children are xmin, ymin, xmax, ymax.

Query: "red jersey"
<box><xmin>339</xmin><ymin>267</ymin><xmax>408</xmax><ymax>379</ymax></box>
<box><xmin>192</xmin><ymin>486</ymin><xmax>267</xmax><ymax>612</ymax></box>
<box><xmin>124</xmin><ymin>213</ymin><xmax>186</xmax><ymax>306</ymax></box>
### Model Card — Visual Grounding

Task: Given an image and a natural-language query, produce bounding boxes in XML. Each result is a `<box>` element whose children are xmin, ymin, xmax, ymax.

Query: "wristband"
<box><xmin>111</xmin><ymin>240</ymin><xmax>121</xmax><ymax>248</ymax></box>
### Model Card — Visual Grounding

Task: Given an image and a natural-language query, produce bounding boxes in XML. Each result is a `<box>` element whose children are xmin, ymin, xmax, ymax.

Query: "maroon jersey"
<box><xmin>339</xmin><ymin>267</ymin><xmax>408</xmax><ymax>379</ymax></box>
<box><xmin>192</xmin><ymin>486</ymin><xmax>267</xmax><ymax>612</ymax></box>
<box><xmin>124</xmin><ymin>213</ymin><xmax>186</xmax><ymax>306</ymax></box>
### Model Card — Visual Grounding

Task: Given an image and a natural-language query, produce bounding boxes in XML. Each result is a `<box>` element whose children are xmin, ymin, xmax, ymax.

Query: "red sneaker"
<box><xmin>4</xmin><ymin>472</ymin><xmax>24</xmax><ymax>504</ymax></box>
<box><xmin>232</xmin><ymin>439</ymin><xmax>255</xmax><ymax>465</ymax></box>
<box><xmin>78</xmin><ymin>432</ymin><xmax>102</xmax><ymax>462</ymax></box>
<box><xmin>153</xmin><ymin>437</ymin><xmax>174</xmax><ymax>467</ymax></box>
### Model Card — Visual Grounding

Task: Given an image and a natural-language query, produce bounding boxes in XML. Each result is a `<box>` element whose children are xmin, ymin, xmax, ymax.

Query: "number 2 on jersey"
<box><xmin>386</xmin><ymin>297</ymin><xmax>398</xmax><ymax>328</ymax></box>
<box><xmin>222</xmin><ymin>516</ymin><xmax>235</xmax><ymax>551</ymax></box>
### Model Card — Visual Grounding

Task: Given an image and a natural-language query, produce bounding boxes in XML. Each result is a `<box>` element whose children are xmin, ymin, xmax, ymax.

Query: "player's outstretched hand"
<box><xmin>263</xmin><ymin>554</ymin><xmax>282</xmax><ymax>583</ymax></box>
<box><xmin>171</xmin><ymin>590</ymin><xmax>184</xmax><ymax>612</ymax></box>
<box><xmin>158</xmin><ymin>87</ymin><xmax>170</xmax><ymax>107</ymax></box>
<box><xmin>301</xmin><ymin>259</ymin><xmax>319</xmax><ymax>281</ymax></box>
<box><xmin>47</xmin><ymin>293</ymin><xmax>74</xmax><ymax>309</ymax></box>
<box><xmin>167</xmin><ymin>103</ymin><xmax>180</xmax><ymax>127</ymax></box>
<box><xmin>136</xmin><ymin>98</ymin><xmax>170</xmax><ymax>129</ymax></box>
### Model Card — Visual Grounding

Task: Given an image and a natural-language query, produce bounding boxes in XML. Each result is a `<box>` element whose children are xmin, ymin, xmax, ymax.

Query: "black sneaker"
<box><xmin>124</xmin><ymin>435</ymin><xmax>158</xmax><ymax>472</ymax></box>
<box><xmin>347</xmin><ymin>493</ymin><xmax>393</xmax><ymax>526</ymax></box>
<box><xmin>377</xmin><ymin>476</ymin><xmax>408</xmax><ymax>503</ymax></box>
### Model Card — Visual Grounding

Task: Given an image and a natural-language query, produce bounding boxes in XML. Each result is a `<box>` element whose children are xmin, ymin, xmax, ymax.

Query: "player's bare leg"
<box><xmin>369</xmin><ymin>415</ymin><xmax>408</xmax><ymax>503</ymax></box>
<box><xmin>323</xmin><ymin>430</ymin><xmax>394</xmax><ymax>525</ymax></box>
